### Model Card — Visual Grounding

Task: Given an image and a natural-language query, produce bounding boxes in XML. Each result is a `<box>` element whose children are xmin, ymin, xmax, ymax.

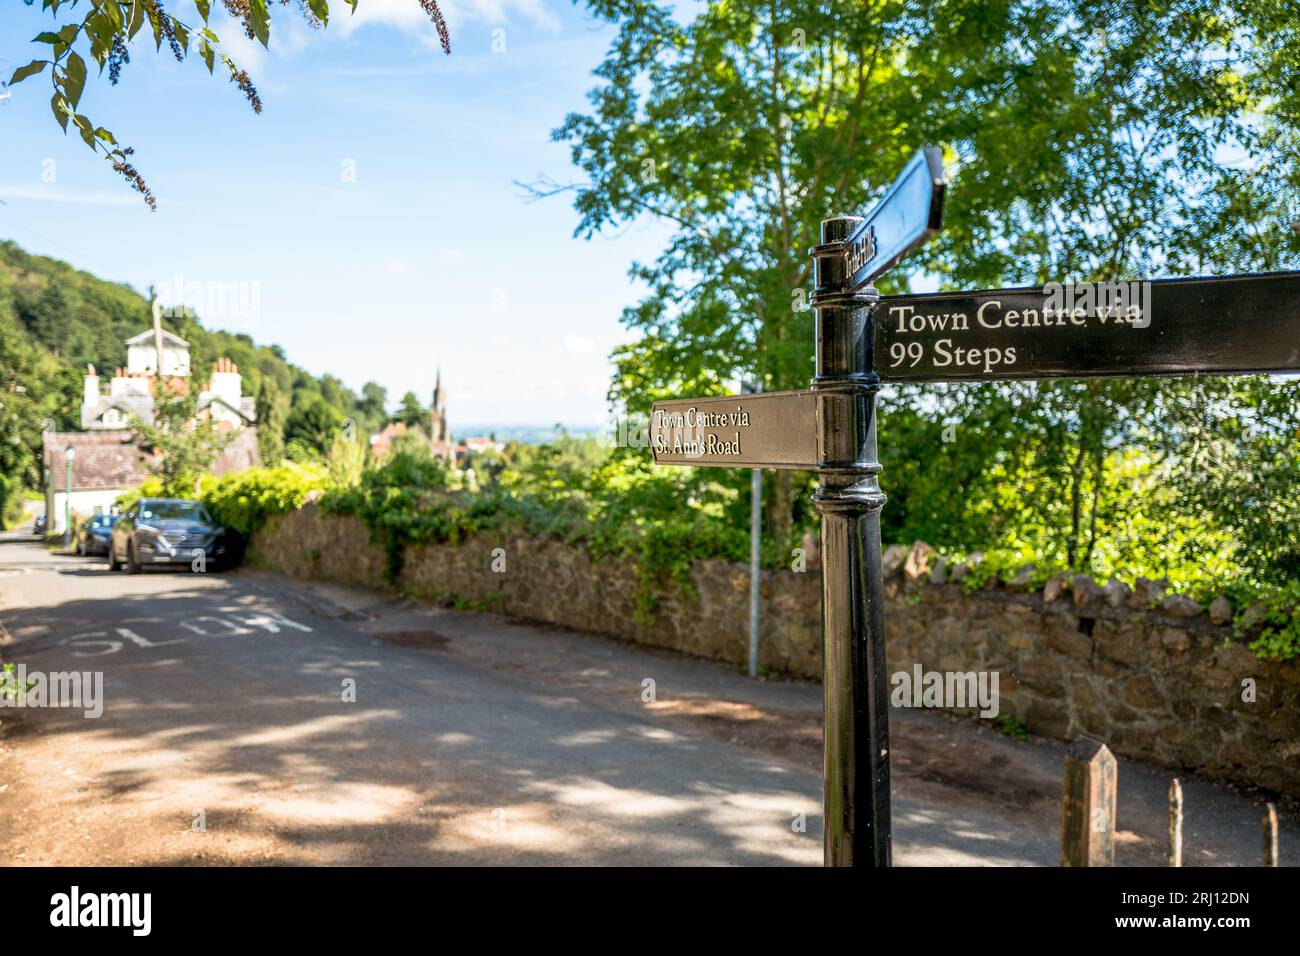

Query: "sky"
<box><xmin>0</xmin><ymin>1</ymin><xmax>675</xmax><ymax>429</ymax></box>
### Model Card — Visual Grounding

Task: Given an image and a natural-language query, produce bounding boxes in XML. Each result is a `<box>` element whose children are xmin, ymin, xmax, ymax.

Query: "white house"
<box><xmin>47</xmin><ymin>320</ymin><xmax>260</xmax><ymax>533</ymax></box>
<box><xmin>82</xmin><ymin>326</ymin><xmax>256</xmax><ymax>431</ymax></box>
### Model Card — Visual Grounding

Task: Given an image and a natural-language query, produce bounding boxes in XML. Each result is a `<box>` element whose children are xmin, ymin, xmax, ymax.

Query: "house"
<box><xmin>42</xmin><ymin>431</ymin><xmax>151</xmax><ymax>532</ymax></box>
<box><xmin>82</xmin><ymin>327</ymin><xmax>256</xmax><ymax>431</ymax></box>
<box><xmin>41</xmin><ymin>427</ymin><xmax>259</xmax><ymax>534</ymax></box>
<box><xmin>369</xmin><ymin>421</ymin><xmax>418</xmax><ymax>460</ymax></box>
<box><xmin>44</xmin><ymin>316</ymin><xmax>259</xmax><ymax>533</ymax></box>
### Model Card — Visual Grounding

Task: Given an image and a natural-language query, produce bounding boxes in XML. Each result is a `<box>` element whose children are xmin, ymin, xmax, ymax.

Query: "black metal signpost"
<box><xmin>648</xmin><ymin>145</ymin><xmax>1300</xmax><ymax>867</ymax></box>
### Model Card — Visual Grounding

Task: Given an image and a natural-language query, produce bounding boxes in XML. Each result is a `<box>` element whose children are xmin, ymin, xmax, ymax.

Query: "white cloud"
<box><xmin>563</xmin><ymin>333</ymin><xmax>595</xmax><ymax>354</ymax></box>
<box><xmin>336</xmin><ymin>0</ymin><xmax>560</xmax><ymax>36</ymax></box>
<box><xmin>201</xmin><ymin>1</ymin><xmax>560</xmax><ymax>78</ymax></box>
<box><xmin>204</xmin><ymin>9</ymin><xmax>271</xmax><ymax>74</ymax></box>
<box><xmin>0</xmin><ymin>184</ymin><xmax>136</xmax><ymax>206</ymax></box>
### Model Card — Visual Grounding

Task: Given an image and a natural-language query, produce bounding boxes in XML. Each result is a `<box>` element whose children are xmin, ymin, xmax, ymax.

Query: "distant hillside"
<box><xmin>455</xmin><ymin>424</ymin><xmax>604</xmax><ymax>444</ymax></box>
<box><xmin>0</xmin><ymin>239</ymin><xmax>389</xmax><ymax>516</ymax></box>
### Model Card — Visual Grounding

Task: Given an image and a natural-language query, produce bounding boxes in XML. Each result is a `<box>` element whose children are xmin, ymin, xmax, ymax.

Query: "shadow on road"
<box><xmin>1</xmin><ymin>580</ymin><xmax>823</xmax><ymax>866</ymax></box>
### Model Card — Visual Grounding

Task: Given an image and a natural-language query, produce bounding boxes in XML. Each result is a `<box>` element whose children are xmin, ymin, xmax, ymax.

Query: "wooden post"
<box><xmin>1168</xmin><ymin>778</ymin><xmax>1183</xmax><ymax>867</ymax></box>
<box><xmin>1263</xmin><ymin>802</ymin><xmax>1279</xmax><ymax>867</ymax></box>
<box><xmin>1061</xmin><ymin>736</ymin><xmax>1117</xmax><ymax>867</ymax></box>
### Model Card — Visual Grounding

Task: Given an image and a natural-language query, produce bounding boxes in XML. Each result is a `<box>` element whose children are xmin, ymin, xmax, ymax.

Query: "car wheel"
<box><xmin>107</xmin><ymin>543</ymin><xmax>121</xmax><ymax>571</ymax></box>
<box><xmin>125</xmin><ymin>543</ymin><xmax>140</xmax><ymax>574</ymax></box>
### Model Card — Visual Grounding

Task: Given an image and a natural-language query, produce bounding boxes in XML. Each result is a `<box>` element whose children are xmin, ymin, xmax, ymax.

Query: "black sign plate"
<box><xmin>876</xmin><ymin>272</ymin><xmax>1300</xmax><ymax>382</ymax></box>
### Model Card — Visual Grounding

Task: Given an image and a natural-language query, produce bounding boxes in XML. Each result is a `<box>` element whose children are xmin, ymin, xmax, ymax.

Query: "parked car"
<box><xmin>77</xmin><ymin>513</ymin><xmax>120</xmax><ymax>556</ymax></box>
<box><xmin>109</xmin><ymin>498</ymin><xmax>227</xmax><ymax>572</ymax></box>
<box><xmin>33</xmin><ymin>513</ymin><xmax>46</xmax><ymax>537</ymax></box>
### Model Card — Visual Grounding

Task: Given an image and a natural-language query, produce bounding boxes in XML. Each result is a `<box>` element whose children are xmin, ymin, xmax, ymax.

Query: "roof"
<box><xmin>124</xmin><ymin>328</ymin><xmax>189</xmax><ymax>348</ymax></box>
<box><xmin>42</xmin><ymin>431</ymin><xmax>153</xmax><ymax>492</ymax></box>
<box><xmin>198</xmin><ymin>393</ymin><xmax>255</xmax><ymax>423</ymax></box>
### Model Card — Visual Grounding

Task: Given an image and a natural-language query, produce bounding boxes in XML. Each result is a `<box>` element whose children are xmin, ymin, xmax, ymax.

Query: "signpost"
<box><xmin>648</xmin><ymin>145</ymin><xmax>1300</xmax><ymax>867</ymax></box>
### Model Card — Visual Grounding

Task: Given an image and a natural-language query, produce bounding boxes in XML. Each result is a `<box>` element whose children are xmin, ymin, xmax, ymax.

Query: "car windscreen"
<box><xmin>140</xmin><ymin>501</ymin><xmax>212</xmax><ymax>523</ymax></box>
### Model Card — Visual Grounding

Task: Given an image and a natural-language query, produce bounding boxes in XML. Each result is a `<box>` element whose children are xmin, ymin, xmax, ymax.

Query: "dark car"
<box><xmin>109</xmin><ymin>498</ymin><xmax>227</xmax><ymax>573</ymax></box>
<box><xmin>33</xmin><ymin>513</ymin><xmax>47</xmax><ymax>537</ymax></box>
<box><xmin>77</xmin><ymin>513</ymin><xmax>120</xmax><ymax>556</ymax></box>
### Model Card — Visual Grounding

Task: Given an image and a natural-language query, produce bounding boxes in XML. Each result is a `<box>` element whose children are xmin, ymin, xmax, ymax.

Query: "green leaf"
<box><xmin>147</xmin><ymin>4</ymin><xmax>163</xmax><ymax>50</ymax></box>
<box><xmin>127</xmin><ymin>0</ymin><xmax>147</xmax><ymax>39</ymax></box>
<box><xmin>195</xmin><ymin>0</ymin><xmax>211</xmax><ymax>23</ymax></box>
<box><xmin>308</xmin><ymin>0</ymin><xmax>330</xmax><ymax>25</ymax></box>
<box><xmin>248</xmin><ymin>0</ymin><xmax>271</xmax><ymax>47</ymax></box>
<box><xmin>73</xmin><ymin>113</ymin><xmax>95</xmax><ymax>148</ymax></box>
<box><xmin>98</xmin><ymin>1</ymin><xmax>122</xmax><ymax>30</ymax></box>
<box><xmin>200</xmin><ymin>40</ymin><xmax>215</xmax><ymax>74</ymax></box>
<box><xmin>9</xmin><ymin>60</ymin><xmax>49</xmax><ymax>86</ymax></box>
<box><xmin>63</xmin><ymin>52</ymin><xmax>87</xmax><ymax>109</ymax></box>
<box><xmin>50</xmin><ymin>93</ymin><xmax>70</xmax><ymax>132</ymax></box>
<box><xmin>93</xmin><ymin>127</ymin><xmax>117</xmax><ymax>146</ymax></box>
<box><xmin>87</xmin><ymin>12</ymin><xmax>114</xmax><ymax>64</ymax></box>
<box><xmin>33</xmin><ymin>32</ymin><xmax>63</xmax><ymax>45</ymax></box>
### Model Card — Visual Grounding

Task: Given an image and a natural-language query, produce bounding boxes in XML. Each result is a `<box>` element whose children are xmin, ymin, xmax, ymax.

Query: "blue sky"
<box><xmin>0</xmin><ymin>1</ymin><xmax>673</xmax><ymax>429</ymax></box>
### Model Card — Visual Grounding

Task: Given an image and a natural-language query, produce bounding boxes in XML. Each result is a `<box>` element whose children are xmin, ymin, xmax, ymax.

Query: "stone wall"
<box><xmin>252</xmin><ymin>506</ymin><xmax>1300</xmax><ymax>797</ymax></box>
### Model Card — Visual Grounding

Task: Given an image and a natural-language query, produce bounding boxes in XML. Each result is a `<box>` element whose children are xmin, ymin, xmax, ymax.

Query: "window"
<box><xmin>139</xmin><ymin>500</ymin><xmax>213</xmax><ymax>523</ymax></box>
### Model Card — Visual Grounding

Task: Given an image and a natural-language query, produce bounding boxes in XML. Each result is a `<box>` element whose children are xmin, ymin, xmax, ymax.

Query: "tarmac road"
<box><xmin>0</xmin><ymin>529</ymin><xmax>1294</xmax><ymax>866</ymax></box>
<box><xmin>0</xmin><ymin>530</ymin><xmax>824</xmax><ymax>865</ymax></box>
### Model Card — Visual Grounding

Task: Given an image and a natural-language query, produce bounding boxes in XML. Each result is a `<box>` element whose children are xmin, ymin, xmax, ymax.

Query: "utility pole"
<box><xmin>150</xmin><ymin>285</ymin><xmax>165</xmax><ymax>380</ymax></box>
<box><xmin>745</xmin><ymin>379</ymin><xmax>762</xmax><ymax>679</ymax></box>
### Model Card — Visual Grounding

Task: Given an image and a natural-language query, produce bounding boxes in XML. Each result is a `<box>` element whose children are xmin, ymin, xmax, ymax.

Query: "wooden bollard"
<box><xmin>1169</xmin><ymin>778</ymin><xmax>1183</xmax><ymax>867</ymax></box>
<box><xmin>1061</xmin><ymin>736</ymin><xmax>1117</xmax><ymax>867</ymax></box>
<box><xmin>1263</xmin><ymin>803</ymin><xmax>1279</xmax><ymax>867</ymax></box>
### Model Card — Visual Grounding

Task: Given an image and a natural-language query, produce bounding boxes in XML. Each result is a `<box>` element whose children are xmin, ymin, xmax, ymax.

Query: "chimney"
<box><xmin>83</xmin><ymin>364</ymin><xmax>99</xmax><ymax>405</ymax></box>
<box><xmin>210</xmin><ymin>358</ymin><xmax>242</xmax><ymax>425</ymax></box>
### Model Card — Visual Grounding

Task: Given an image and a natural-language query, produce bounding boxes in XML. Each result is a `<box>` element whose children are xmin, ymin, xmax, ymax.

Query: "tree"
<box><xmin>394</xmin><ymin>391</ymin><xmax>426</xmax><ymax>430</ymax></box>
<box><xmin>390</xmin><ymin>426</ymin><xmax>434</xmax><ymax>458</ymax></box>
<box><xmin>284</xmin><ymin>393</ymin><xmax>342</xmax><ymax>456</ymax></box>
<box><xmin>24</xmin><ymin>282</ymin><xmax>75</xmax><ymax>353</ymax></box>
<box><xmin>255</xmin><ymin>378</ymin><xmax>284</xmax><ymax>466</ymax></box>
<box><xmin>551</xmin><ymin>0</ymin><xmax>1300</xmax><ymax>559</ymax></box>
<box><xmin>8</xmin><ymin>0</ymin><xmax>451</xmax><ymax>207</ymax></box>
<box><xmin>134</xmin><ymin>391</ymin><xmax>234</xmax><ymax>497</ymax></box>
<box><xmin>357</xmin><ymin>381</ymin><xmax>388</xmax><ymax>433</ymax></box>
<box><xmin>0</xmin><ymin>332</ymin><xmax>49</xmax><ymax>520</ymax></box>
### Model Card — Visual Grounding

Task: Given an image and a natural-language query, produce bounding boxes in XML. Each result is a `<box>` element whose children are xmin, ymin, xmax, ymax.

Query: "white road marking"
<box><xmin>115</xmin><ymin>627</ymin><xmax>186</xmax><ymax>649</ymax></box>
<box><xmin>42</xmin><ymin>611</ymin><xmax>312</xmax><ymax>656</ymax></box>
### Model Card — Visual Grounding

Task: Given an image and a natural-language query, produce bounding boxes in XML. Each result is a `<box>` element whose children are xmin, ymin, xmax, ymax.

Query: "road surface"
<box><xmin>0</xmin><ymin>529</ymin><xmax>1293</xmax><ymax>865</ymax></box>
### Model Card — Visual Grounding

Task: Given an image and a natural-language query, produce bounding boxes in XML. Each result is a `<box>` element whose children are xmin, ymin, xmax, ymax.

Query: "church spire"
<box><xmin>430</xmin><ymin>368</ymin><xmax>449</xmax><ymax>452</ymax></box>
